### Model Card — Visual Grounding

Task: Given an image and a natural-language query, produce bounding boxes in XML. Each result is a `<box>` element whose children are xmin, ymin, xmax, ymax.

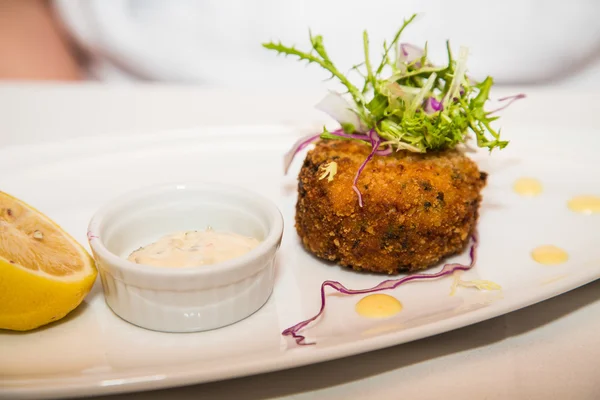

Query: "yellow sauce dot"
<box><xmin>513</xmin><ymin>177</ymin><xmax>543</xmax><ymax>197</ymax></box>
<box><xmin>568</xmin><ymin>195</ymin><xmax>600</xmax><ymax>215</ymax></box>
<box><xmin>531</xmin><ymin>245</ymin><xmax>569</xmax><ymax>266</ymax></box>
<box><xmin>355</xmin><ymin>294</ymin><xmax>403</xmax><ymax>318</ymax></box>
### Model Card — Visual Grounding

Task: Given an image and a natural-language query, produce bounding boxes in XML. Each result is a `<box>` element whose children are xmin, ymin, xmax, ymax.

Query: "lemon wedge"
<box><xmin>0</xmin><ymin>191</ymin><xmax>97</xmax><ymax>331</ymax></box>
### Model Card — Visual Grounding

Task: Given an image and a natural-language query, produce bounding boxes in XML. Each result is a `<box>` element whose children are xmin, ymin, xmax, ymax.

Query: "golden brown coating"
<box><xmin>295</xmin><ymin>139</ymin><xmax>487</xmax><ymax>274</ymax></box>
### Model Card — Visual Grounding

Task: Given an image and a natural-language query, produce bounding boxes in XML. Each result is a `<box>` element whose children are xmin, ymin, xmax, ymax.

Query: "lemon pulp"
<box><xmin>0</xmin><ymin>191</ymin><xmax>97</xmax><ymax>331</ymax></box>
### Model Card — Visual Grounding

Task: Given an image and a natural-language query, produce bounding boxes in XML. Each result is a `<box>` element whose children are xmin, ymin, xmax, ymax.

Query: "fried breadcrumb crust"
<box><xmin>295</xmin><ymin>139</ymin><xmax>487</xmax><ymax>274</ymax></box>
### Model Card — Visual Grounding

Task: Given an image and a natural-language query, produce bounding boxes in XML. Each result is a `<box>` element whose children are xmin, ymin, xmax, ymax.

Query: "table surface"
<box><xmin>1</xmin><ymin>83</ymin><xmax>599</xmax><ymax>400</ymax></box>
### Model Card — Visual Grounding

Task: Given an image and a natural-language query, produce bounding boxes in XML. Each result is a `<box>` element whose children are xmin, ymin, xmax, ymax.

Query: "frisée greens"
<box><xmin>263</xmin><ymin>13</ymin><xmax>524</xmax><ymax>206</ymax></box>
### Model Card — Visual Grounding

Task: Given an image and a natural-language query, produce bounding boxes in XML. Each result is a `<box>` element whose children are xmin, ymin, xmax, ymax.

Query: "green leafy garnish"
<box><xmin>263</xmin><ymin>13</ymin><xmax>523</xmax><ymax>154</ymax></box>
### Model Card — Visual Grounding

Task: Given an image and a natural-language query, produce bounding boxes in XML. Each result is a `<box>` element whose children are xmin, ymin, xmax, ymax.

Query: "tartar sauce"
<box><xmin>127</xmin><ymin>228</ymin><xmax>261</xmax><ymax>268</ymax></box>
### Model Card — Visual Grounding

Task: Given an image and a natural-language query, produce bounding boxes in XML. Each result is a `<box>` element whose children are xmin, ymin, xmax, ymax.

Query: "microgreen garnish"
<box><xmin>264</xmin><ymin>13</ymin><xmax>524</xmax><ymax>205</ymax></box>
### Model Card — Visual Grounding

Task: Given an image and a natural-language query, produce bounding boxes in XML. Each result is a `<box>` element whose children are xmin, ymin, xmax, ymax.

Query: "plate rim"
<box><xmin>1</xmin><ymin>123</ymin><xmax>599</xmax><ymax>400</ymax></box>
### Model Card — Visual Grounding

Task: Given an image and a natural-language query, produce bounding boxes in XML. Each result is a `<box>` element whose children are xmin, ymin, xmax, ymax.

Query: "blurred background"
<box><xmin>1</xmin><ymin>0</ymin><xmax>600</xmax><ymax>89</ymax></box>
<box><xmin>1</xmin><ymin>0</ymin><xmax>599</xmax><ymax>148</ymax></box>
<box><xmin>2</xmin><ymin>4</ymin><xmax>600</xmax><ymax>399</ymax></box>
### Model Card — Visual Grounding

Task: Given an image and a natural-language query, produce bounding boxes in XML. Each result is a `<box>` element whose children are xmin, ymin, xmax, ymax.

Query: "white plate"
<box><xmin>1</xmin><ymin>122</ymin><xmax>599</xmax><ymax>400</ymax></box>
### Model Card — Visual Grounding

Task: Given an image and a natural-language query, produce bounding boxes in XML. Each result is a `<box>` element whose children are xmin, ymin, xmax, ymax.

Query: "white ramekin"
<box><xmin>87</xmin><ymin>182</ymin><xmax>283</xmax><ymax>333</ymax></box>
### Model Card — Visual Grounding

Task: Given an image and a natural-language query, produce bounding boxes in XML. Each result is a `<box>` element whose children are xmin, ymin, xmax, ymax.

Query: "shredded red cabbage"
<box><xmin>424</xmin><ymin>97</ymin><xmax>442</xmax><ymax>114</ymax></box>
<box><xmin>283</xmin><ymin>134</ymin><xmax>322</xmax><ymax>174</ymax></box>
<box><xmin>328</xmin><ymin>129</ymin><xmax>370</xmax><ymax>141</ymax></box>
<box><xmin>375</xmin><ymin>147</ymin><xmax>393</xmax><ymax>156</ymax></box>
<box><xmin>282</xmin><ymin>235</ymin><xmax>478</xmax><ymax>346</ymax></box>
<box><xmin>488</xmin><ymin>94</ymin><xmax>526</xmax><ymax>115</ymax></box>
<box><xmin>351</xmin><ymin>129</ymin><xmax>380</xmax><ymax>207</ymax></box>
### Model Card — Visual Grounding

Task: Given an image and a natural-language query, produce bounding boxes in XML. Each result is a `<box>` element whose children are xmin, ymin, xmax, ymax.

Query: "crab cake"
<box><xmin>295</xmin><ymin>139</ymin><xmax>487</xmax><ymax>274</ymax></box>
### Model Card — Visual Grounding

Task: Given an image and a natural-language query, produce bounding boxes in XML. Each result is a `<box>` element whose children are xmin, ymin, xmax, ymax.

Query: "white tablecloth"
<box><xmin>1</xmin><ymin>83</ymin><xmax>599</xmax><ymax>400</ymax></box>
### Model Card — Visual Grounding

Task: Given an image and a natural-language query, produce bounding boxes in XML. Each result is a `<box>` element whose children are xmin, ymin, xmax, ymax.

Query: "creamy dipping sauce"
<box><xmin>355</xmin><ymin>294</ymin><xmax>403</xmax><ymax>318</ymax></box>
<box><xmin>513</xmin><ymin>177</ymin><xmax>543</xmax><ymax>197</ymax></box>
<box><xmin>531</xmin><ymin>245</ymin><xmax>568</xmax><ymax>266</ymax></box>
<box><xmin>128</xmin><ymin>228</ymin><xmax>261</xmax><ymax>268</ymax></box>
<box><xmin>567</xmin><ymin>195</ymin><xmax>600</xmax><ymax>215</ymax></box>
